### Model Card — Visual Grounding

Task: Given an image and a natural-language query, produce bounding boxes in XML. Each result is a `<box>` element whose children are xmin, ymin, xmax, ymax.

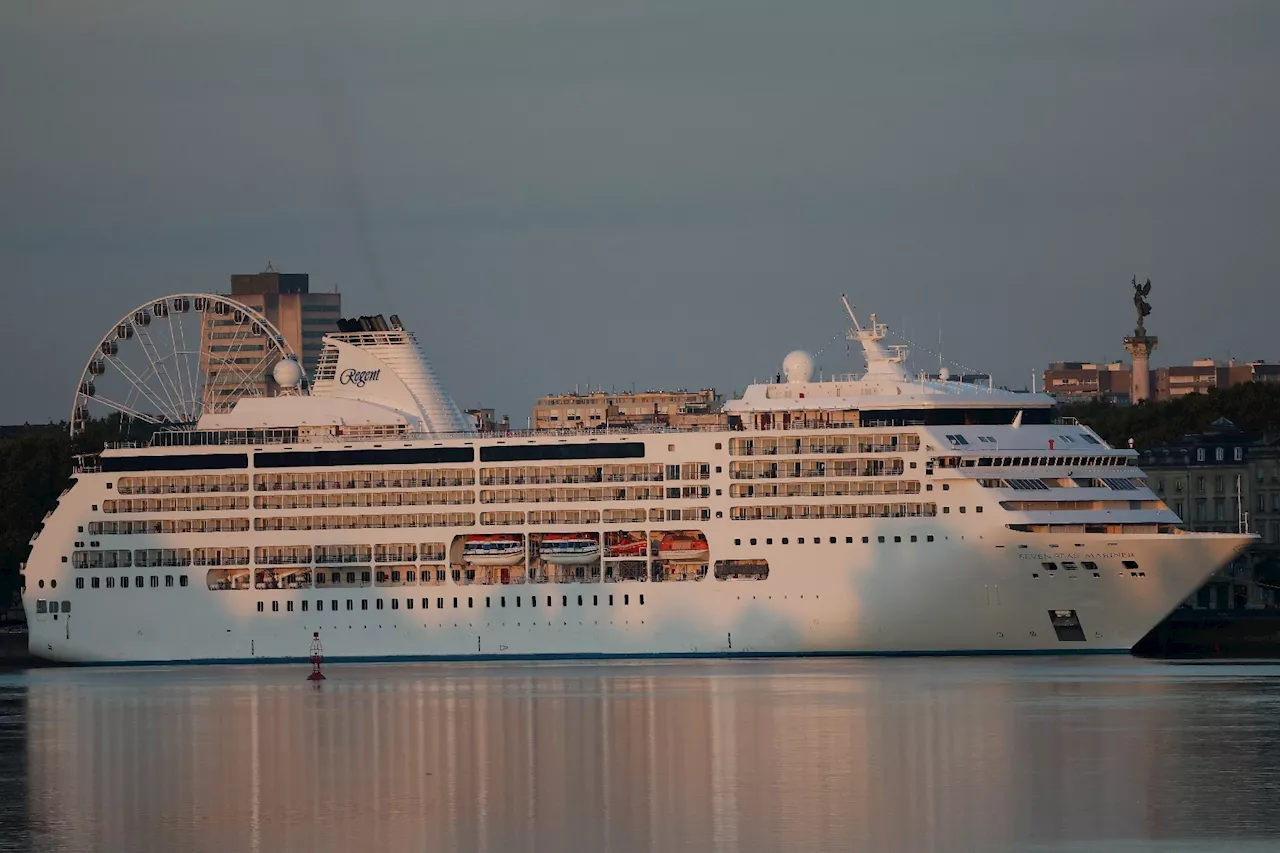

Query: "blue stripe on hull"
<box><xmin>41</xmin><ymin>647</ymin><xmax>1134</xmax><ymax>668</ymax></box>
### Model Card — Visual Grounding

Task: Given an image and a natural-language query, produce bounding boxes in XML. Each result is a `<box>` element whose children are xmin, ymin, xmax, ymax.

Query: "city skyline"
<box><xmin>2</xmin><ymin>1</ymin><xmax>1278</xmax><ymax>424</ymax></box>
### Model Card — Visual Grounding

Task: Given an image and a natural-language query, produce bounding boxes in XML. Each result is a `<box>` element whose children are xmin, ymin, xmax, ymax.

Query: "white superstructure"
<box><xmin>23</xmin><ymin>297</ymin><xmax>1254</xmax><ymax>663</ymax></box>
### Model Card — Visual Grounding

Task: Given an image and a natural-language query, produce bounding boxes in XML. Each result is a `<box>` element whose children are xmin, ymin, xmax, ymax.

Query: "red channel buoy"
<box><xmin>307</xmin><ymin>631</ymin><xmax>326</xmax><ymax>681</ymax></box>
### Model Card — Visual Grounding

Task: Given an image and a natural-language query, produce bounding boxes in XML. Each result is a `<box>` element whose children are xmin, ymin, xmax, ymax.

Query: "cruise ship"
<box><xmin>22</xmin><ymin>294</ymin><xmax>1254</xmax><ymax>663</ymax></box>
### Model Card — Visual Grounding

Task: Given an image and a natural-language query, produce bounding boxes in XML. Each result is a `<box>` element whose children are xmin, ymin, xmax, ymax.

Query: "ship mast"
<box><xmin>841</xmin><ymin>294</ymin><xmax>908</xmax><ymax>379</ymax></box>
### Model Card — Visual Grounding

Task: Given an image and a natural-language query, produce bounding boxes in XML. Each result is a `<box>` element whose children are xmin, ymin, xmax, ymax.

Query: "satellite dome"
<box><xmin>782</xmin><ymin>350</ymin><xmax>814</xmax><ymax>384</ymax></box>
<box><xmin>272</xmin><ymin>357</ymin><xmax>304</xmax><ymax>389</ymax></box>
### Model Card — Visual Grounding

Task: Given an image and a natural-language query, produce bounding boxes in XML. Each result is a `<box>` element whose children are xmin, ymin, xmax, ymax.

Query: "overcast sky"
<box><xmin>2</xmin><ymin>1</ymin><xmax>1277</xmax><ymax>424</ymax></box>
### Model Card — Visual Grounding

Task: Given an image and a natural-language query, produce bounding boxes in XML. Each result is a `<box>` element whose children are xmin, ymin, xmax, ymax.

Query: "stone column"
<box><xmin>1124</xmin><ymin>334</ymin><xmax>1158</xmax><ymax>402</ymax></box>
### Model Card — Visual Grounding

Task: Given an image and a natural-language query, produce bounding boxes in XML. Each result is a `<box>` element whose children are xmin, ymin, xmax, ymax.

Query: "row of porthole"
<box><xmin>737</xmin><ymin>534</ymin><xmax>938</xmax><ymax>546</ymax></box>
<box><xmin>256</xmin><ymin>592</ymin><xmax>646</xmax><ymax>613</ymax></box>
<box><xmin>58</xmin><ymin>575</ymin><xmax>191</xmax><ymax>590</ymax></box>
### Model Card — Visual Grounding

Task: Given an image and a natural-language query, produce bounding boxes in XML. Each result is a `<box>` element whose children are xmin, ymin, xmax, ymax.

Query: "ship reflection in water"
<box><xmin>6</xmin><ymin>658</ymin><xmax>1280</xmax><ymax>852</ymax></box>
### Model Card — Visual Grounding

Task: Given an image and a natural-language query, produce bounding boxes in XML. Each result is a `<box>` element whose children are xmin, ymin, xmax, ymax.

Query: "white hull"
<box><xmin>464</xmin><ymin>552</ymin><xmax>525</xmax><ymax>567</ymax></box>
<box><xmin>658</xmin><ymin>550</ymin><xmax>709</xmax><ymax>562</ymax></box>
<box><xmin>541</xmin><ymin>552</ymin><xmax>601</xmax><ymax>566</ymax></box>
<box><xmin>25</xmin><ymin>507</ymin><xmax>1248</xmax><ymax>664</ymax></box>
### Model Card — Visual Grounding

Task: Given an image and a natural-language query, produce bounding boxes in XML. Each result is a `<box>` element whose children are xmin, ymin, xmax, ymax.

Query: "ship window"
<box><xmin>361</xmin><ymin>599</ymin><xmax>368</xmax><ymax>610</ymax></box>
<box><xmin>1041</xmin><ymin>562</ymin><xmax>1058</xmax><ymax>571</ymax></box>
<box><xmin>894</xmin><ymin>536</ymin><xmax>901</xmax><ymax>543</ymax></box>
<box><xmin>829</xmin><ymin>537</ymin><xmax>836</xmax><ymax>544</ymax></box>
<box><xmin>862</xmin><ymin>536</ymin><xmax>869</xmax><ymax>543</ymax></box>
<box><xmin>878</xmin><ymin>536</ymin><xmax>885</xmax><ymax>543</ymax></box>
<box><xmin>1062</xmin><ymin>561</ymin><xmax>1078</xmax><ymax>571</ymax></box>
<box><xmin>782</xmin><ymin>538</ymin><xmax>789</xmax><ymax>544</ymax></box>
<box><xmin>609</xmin><ymin>595</ymin><xmax>614</xmax><ymax>606</ymax></box>
<box><xmin>959</xmin><ymin>507</ymin><xmax>966</xmax><ymax>513</ymax></box>
<box><xmin>150</xmin><ymin>576</ymin><xmax>159</xmax><ymax>587</ymax></box>
<box><xmin>562</xmin><ymin>595</ymin><xmax>568</xmax><ymax>606</ymax></box>
<box><xmin>927</xmin><ymin>535</ymin><xmax>934</xmax><ymax>542</ymax></box>
<box><xmin>92</xmin><ymin>577</ymin><xmax>100</xmax><ymax>588</ymax></box>
<box><xmin>302</xmin><ymin>600</ymin><xmax>308</xmax><ymax>611</ymax></box>
<box><xmin>942</xmin><ymin>484</ymin><xmax>950</xmax><ymax>491</ymax></box>
<box><xmin>376</xmin><ymin>599</ymin><xmax>383</xmax><ymax>610</ymax></box>
<box><xmin>1082</xmin><ymin>561</ymin><xmax>1099</xmax><ymax>571</ymax></box>
<box><xmin>36</xmin><ymin>600</ymin><xmax>46</xmax><ymax>614</ymax></box>
<box><xmin>750</xmin><ymin>538</ymin><xmax>757</xmax><ymax>546</ymax></box>
<box><xmin>77</xmin><ymin>526</ymin><xmax>83</xmax><ymax>533</ymax></box>
<box><xmin>798</xmin><ymin>538</ymin><xmax>805</xmax><ymax>544</ymax></box>
<box><xmin>165</xmin><ymin>575</ymin><xmax>174</xmax><ymax>587</ymax></box>
<box><xmin>734</xmin><ymin>539</ymin><xmax>741</xmax><ymax>546</ymax></box>
<box><xmin>593</xmin><ymin>595</ymin><xmax>599</xmax><ymax>606</ymax></box>
<box><xmin>61</xmin><ymin>556</ymin><xmax>67</xmax><ymax>563</ymax></box>
<box><xmin>1123</xmin><ymin>560</ymin><xmax>1139</xmax><ymax>569</ymax></box>
<box><xmin>346</xmin><ymin>600</ymin><xmax>353</xmax><ymax>610</ymax></box>
<box><xmin>910</xmin><ymin>535</ymin><xmax>917</xmax><ymax>543</ymax></box>
<box><xmin>286</xmin><ymin>601</ymin><xmax>293</xmax><ymax>612</ymax></box>
<box><xmin>61</xmin><ymin>601</ymin><xmax>70</xmax><ymax>613</ymax></box>
<box><xmin>976</xmin><ymin>506</ymin><xmax>983</xmax><ymax>513</ymax></box>
<box><xmin>76</xmin><ymin>577</ymin><xmax>84</xmax><ymax>589</ymax></box>
<box><xmin>640</xmin><ymin>594</ymin><xmax>645</xmax><ymax>605</ymax></box>
<box><xmin>943</xmin><ymin>507</ymin><xmax>950</xmax><ymax>514</ymax></box>
<box><xmin>846</xmin><ymin>537</ymin><xmax>853</xmax><ymax>543</ymax></box>
<box><xmin>578</xmin><ymin>595</ymin><xmax>583</xmax><ymax>606</ymax></box>
<box><xmin>106</xmin><ymin>577</ymin><xmax>114</xmax><ymax>588</ymax></box>
<box><xmin>120</xmin><ymin>576</ymin><xmax>129</xmax><ymax>588</ymax></box>
<box><xmin>134</xmin><ymin>576</ymin><xmax>143</xmax><ymax>588</ymax></box>
<box><xmin>766</xmin><ymin>538</ymin><xmax>773</xmax><ymax>545</ymax></box>
<box><xmin>715</xmin><ymin>443</ymin><xmax>722</xmax><ymax>450</ymax></box>
<box><xmin>272</xmin><ymin>601</ymin><xmax>279</xmax><ymax>612</ymax></box>
<box><xmin>391</xmin><ymin>598</ymin><xmax>399</xmax><ymax>610</ymax></box>
<box><xmin>406</xmin><ymin>598</ymin><xmax>413</xmax><ymax>609</ymax></box>
<box><xmin>50</xmin><ymin>579</ymin><xmax>56</xmax><ymax>589</ymax></box>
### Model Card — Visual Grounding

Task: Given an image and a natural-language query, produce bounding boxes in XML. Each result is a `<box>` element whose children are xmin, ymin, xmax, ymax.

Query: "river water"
<box><xmin>1</xmin><ymin>657</ymin><xmax>1279</xmax><ymax>852</ymax></box>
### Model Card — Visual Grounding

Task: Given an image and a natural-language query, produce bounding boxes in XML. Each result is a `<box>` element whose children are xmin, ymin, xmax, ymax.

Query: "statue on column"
<box><xmin>1132</xmin><ymin>276</ymin><xmax>1152</xmax><ymax>336</ymax></box>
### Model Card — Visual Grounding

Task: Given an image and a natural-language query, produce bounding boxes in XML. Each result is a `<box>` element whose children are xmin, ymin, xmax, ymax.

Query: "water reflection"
<box><xmin>6</xmin><ymin>659</ymin><xmax>1280</xmax><ymax>852</ymax></box>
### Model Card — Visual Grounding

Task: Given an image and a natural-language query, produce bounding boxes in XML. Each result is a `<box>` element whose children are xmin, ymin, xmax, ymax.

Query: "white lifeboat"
<box><xmin>538</xmin><ymin>534</ymin><xmax>601</xmax><ymax>566</ymax></box>
<box><xmin>462</xmin><ymin>535</ymin><xmax>525</xmax><ymax>566</ymax></box>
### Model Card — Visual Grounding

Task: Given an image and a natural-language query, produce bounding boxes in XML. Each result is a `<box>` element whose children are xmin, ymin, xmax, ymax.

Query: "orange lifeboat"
<box><xmin>657</xmin><ymin>533</ymin><xmax>709</xmax><ymax>562</ymax></box>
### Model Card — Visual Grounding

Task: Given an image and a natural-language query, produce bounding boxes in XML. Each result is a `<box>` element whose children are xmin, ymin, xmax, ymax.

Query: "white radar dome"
<box><xmin>272</xmin><ymin>357</ymin><xmax>304</xmax><ymax>389</ymax></box>
<box><xmin>782</xmin><ymin>350</ymin><xmax>815</xmax><ymax>384</ymax></box>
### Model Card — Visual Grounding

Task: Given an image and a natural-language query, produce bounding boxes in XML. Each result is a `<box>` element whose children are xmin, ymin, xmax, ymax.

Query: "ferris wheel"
<box><xmin>70</xmin><ymin>293</ymin><xmax>305</xmax><ymax>438</ymax></box>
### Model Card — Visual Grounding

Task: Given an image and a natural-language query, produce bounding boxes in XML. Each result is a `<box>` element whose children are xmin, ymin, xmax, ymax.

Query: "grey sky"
<box><xmin>2</xmin><ymin>1</ymin><xmax>1277</xmax><ymax>423</ymax></box>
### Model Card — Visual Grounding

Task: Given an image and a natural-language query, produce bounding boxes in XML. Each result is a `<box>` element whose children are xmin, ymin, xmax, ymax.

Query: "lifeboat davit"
<box><xmin>462</xmin><ymin>535</ymin><xmax>525</xmax><ymax>566</ymax></box>
<box><xmin>604</xmin><ymin>534</ymin><xmax>647</xmax><ymax>558</ymax></box>
<box><xmin>657</xmin><ymin>533</ymin><xmax>709</xmax><ymax>562</ymax></box>
<box><xmin>539</xmin><ymin>533</ymin><xmax>601</xmax><ymax>565</ymax></box>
